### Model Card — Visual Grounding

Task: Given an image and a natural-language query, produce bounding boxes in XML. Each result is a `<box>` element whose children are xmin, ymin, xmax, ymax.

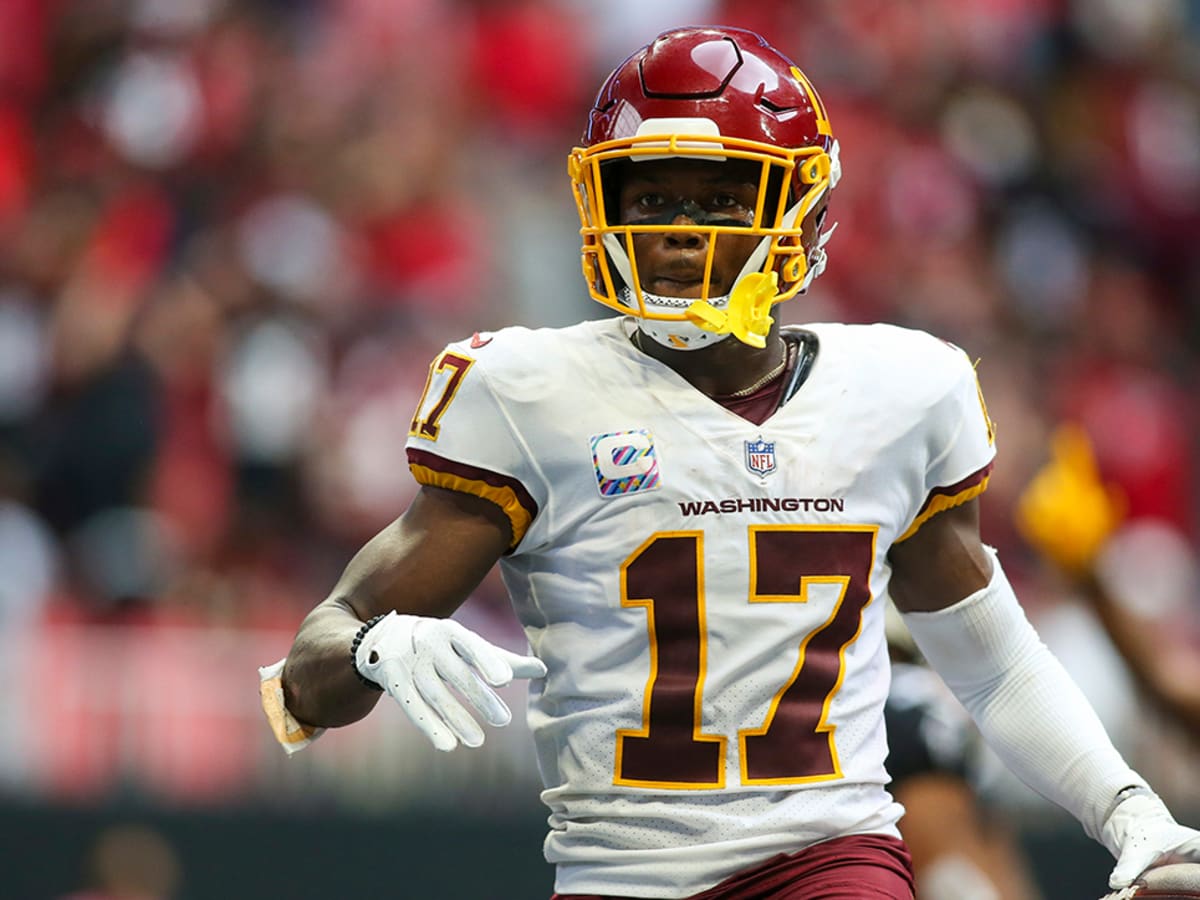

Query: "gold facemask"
<box><xmin>569</xmin><ymin>133</ymin><xmax>835</xmax><ymax>346</ymax></box>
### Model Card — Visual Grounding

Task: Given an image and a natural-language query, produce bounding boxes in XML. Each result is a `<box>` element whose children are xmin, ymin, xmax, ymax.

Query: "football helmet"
<box><xmin>569</xmin><ymin>26</ymin><xmax>840</xmax><ymax>349</ymax></box>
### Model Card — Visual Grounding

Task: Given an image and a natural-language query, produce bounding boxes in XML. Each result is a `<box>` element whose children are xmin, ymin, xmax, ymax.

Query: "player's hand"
<box><xmin>1103</xmin><ymin>791</ymin><xmax>1200</xmax><ymax>888</ymax></box>
<box><xmin>355</xmin><ymin>611</ymin><xmax>547</xmax><ymax>752</ymax></box>
<box><xmin>1015</xmin><ymin>423</ymin><xmax>1125</xmax><ymax>575</ymax></box>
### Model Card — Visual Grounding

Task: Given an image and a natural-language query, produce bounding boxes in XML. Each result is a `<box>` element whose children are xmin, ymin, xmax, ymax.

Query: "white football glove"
<box><xmin>1103</xmin><ymin>791</ymin><xmax>1200</xmax><ymax>888</ymax></box>
<box><xmin>355</xmin><ymin>611</ymin><xmax>546</xmax><ymax>752</ymax></box>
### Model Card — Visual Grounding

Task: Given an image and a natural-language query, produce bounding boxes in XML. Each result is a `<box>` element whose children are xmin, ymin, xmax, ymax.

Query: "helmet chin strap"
<box><xmin>619</xmin><ymin>285</ymin><xmax>734</xmax><ymax>350</ymax></box>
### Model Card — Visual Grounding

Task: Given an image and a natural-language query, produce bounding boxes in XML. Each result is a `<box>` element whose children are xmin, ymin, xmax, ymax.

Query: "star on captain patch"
<box><xmin>745</xmin><ymin>437</ymin><xmax>777</xmax><ymax>477</ymax></box>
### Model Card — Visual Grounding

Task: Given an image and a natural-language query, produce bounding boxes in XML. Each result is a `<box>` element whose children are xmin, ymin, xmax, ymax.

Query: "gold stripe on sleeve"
<box><xmin>409</xmin><ymin>463</ymin><xmax>533</xmax><ymax>549</ymax></box>
<box><xmin>896</xmin><ymin>476</ymin><xmax>991</xmax><ymax>543</ymax></box>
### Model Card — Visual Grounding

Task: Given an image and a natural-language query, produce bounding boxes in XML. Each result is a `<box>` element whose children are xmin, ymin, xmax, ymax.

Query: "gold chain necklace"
<box><xmin>630</xmin><ymin>326</ymin><xmax>791</xmax><ymax>399</ymax></box>
<box><xmin>726</xmin><ymin>342</ymin><xmax>792</xmax><ymax>398</ymax></box>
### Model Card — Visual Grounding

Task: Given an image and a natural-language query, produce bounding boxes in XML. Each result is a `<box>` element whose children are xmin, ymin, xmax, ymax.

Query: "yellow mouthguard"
<box><xmin>685</xmin><ymin>271</ymin><xmax>778</xmax><ymax>349</ymax></box>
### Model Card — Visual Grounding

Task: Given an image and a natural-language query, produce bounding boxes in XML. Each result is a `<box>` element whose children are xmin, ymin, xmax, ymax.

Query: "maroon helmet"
<box><xmin>568</xmin><ymin>26</ymin><xmax>840</xmax><ymax>340</ymax></box>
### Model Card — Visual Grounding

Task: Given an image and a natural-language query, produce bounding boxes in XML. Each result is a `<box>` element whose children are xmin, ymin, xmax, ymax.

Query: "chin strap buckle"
<box><xmin>685</xmin><ymin>271</ymin><xmax>778</xmax><ymax>349</ymax></box>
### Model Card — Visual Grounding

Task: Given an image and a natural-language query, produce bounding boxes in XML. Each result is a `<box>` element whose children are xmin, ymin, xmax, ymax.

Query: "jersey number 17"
<box><xmin>616</xmin><ymin>525</ymin><xmax>877</xmax><ymax>789</ymax></box>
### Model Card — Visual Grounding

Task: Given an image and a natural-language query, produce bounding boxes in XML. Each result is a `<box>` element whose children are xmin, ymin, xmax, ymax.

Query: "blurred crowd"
<box><xmin>0</xmin><ymin>0</ymin><xmax>1197</xmax><ymax>665</ymax></box>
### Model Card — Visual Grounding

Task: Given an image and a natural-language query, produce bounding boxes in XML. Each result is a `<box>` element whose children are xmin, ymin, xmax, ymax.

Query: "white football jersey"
<box><xmin>405</xmin><ymin>317</ymin><xmax>995</xmax><ymax>898</ymax></box>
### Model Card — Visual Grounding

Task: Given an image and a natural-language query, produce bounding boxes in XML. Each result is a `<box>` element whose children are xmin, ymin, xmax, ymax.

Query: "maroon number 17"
<box><xmin>615</xmin><ymin>525</ymin><xmax>877</xmax><ymax>789</ymax></box>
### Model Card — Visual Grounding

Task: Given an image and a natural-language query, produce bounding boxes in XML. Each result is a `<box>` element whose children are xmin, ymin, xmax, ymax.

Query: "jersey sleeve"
<box><xmin>404</xmin><ymin>343</ymin><xmax>544</xmax><ymax>550</ymax></box>
<box><xmin>897</xmin><ymin>344</ymin><xmax>996</xmax><ymax>542</ymax></box>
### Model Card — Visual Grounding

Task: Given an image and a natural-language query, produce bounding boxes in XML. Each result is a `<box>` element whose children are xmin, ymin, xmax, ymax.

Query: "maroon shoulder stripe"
<box><xmin>914</xmin><ymin>460</ymin><xmax>995</xmax><ymax>520</ymax></box>
<box><xmin>406</xmin><ymin>447</ymin><xmax>539</xmax><ymax>528</ymax></box>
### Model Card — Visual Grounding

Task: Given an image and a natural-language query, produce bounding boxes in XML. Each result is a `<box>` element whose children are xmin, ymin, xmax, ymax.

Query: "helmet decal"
<box><xmin>790</xmin><ymin>67</ymin><xmax>833</xmax><ymax>138</ymax></box>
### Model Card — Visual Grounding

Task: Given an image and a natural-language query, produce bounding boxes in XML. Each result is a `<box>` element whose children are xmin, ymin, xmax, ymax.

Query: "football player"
<box><xmin>261</xmin><ymin>27</ymin><xmax>1200</xmax><ymax>899</ymax></box>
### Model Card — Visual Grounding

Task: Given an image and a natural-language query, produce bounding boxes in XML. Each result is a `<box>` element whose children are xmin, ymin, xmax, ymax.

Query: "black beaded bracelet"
<box><xmin>350</xmin><ymin>614</ymin><xmax>387</xmax><ymax>691</ymax></box>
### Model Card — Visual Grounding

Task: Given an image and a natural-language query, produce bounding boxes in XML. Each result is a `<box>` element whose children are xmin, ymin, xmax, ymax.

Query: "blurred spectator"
<box><xmin>1017</xmin><ymin>424</ymin><xmax>1200</xmax><ymax>740</ymax></box>
<box><xmin>60</xmin><ymin>823</ymin><xmax>181</xmax><ymax>900</ymax></box>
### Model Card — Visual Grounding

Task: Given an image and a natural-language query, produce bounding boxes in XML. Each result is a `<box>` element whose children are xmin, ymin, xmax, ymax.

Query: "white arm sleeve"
<box><xmin>900</xmin><ymin>547</ymin><xmax>1146</xmax><ymax>842</ymax></box>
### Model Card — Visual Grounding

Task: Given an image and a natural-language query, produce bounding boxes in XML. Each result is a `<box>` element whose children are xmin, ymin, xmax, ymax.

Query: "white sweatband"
<box><xmin>900</xmin><ymin>547</ymin><xmax>1146</xmax><ymax>841</ymax></box>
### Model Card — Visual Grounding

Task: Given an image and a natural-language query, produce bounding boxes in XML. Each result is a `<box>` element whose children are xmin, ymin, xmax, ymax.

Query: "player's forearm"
<box><xmin>902</xmin><ymin>549</ymin><xmax>1143</xmax><ymax>841</ymax></box>
<box><xmin>281</xmin><ymin>599</ymin><xmax>383</xmax><ymax>728</ymax></box>
<box><xmin>944</xmin><ymin>622</ymin><xmax>1140</xmax><ymax>840</ymax></box>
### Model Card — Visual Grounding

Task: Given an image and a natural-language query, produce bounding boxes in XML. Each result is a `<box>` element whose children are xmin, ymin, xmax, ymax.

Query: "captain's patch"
<box><xmin>591</xmin><ymin>430</ymin><xmax>661</xmax><ymax>497</ymax></box>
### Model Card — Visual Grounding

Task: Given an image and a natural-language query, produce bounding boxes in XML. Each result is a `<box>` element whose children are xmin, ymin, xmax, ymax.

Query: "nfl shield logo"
<box><xmin>745</xmin><ymin>437</ymin><xmax>777</xmax><ymax>477</ymax></box>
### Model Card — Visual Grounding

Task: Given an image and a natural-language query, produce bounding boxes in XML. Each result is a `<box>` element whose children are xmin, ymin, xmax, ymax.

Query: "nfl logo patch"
<box><xmin>745</xmin><ymin>437</ymin><xmax>777</xmax><ymax>477</ymax></box>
